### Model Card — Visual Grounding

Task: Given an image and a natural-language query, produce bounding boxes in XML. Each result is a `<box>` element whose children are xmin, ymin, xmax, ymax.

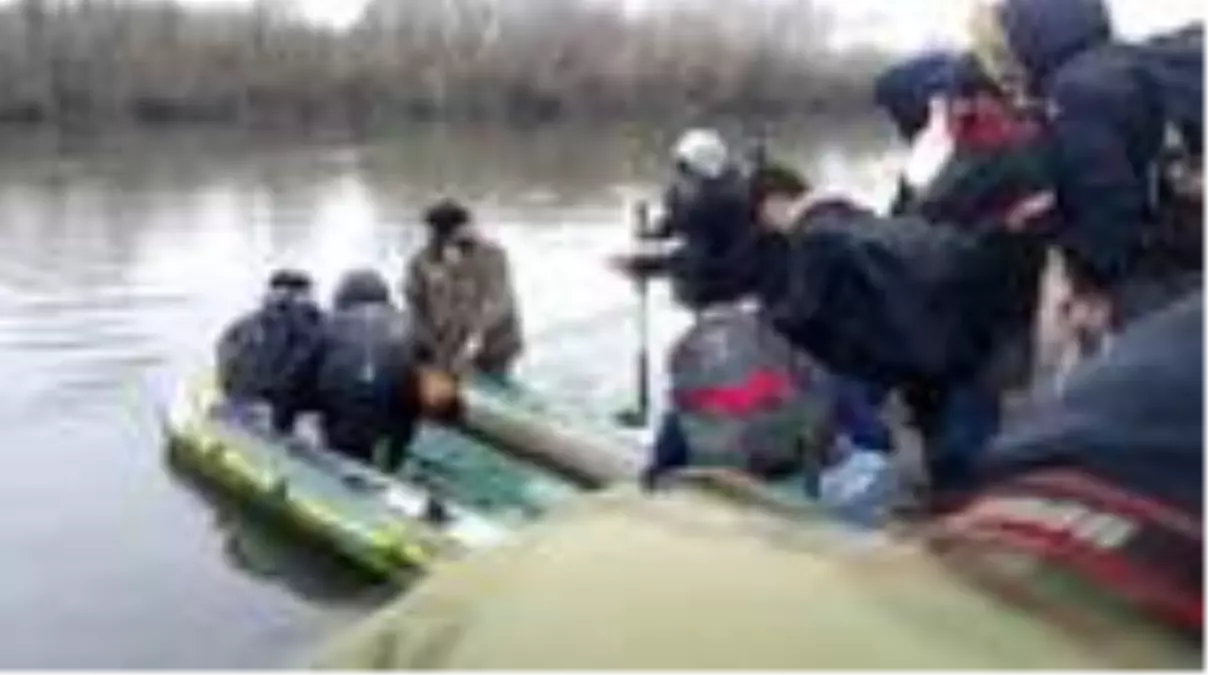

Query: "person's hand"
<box><xmin>417</xmin><ymin>367</ymin><xmax>461</xmax><ymax>421</ymax></box>
<box><xmin>1003</xmin><ymin>191</ymin><xmax>1055</xmax><ymax>232</ymax></box>
<box><xmin>448</xmin><ymin>332</ymin><xmax>483</xmax><ymax>375</ymax></box>
<box><xmin>1065</xmin><ymin>288</ymin><xmax>1113</xmax><ymax>336</ymax></box>
<box><xmin>608</xmin><ymin>249</ymin><xmax>670</xmax><ymax>280</ymax></box>
<box><xmin>608</xmin><ymin>253</ymin><xmax>644</xmax><ymax>277</ymax></box>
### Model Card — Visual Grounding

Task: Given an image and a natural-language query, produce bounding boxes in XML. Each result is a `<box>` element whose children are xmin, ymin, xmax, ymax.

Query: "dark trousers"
<box><xmin>322</xmin><ymin>417</ymin><xmax>415</xmax><ymax>475</ymax></box>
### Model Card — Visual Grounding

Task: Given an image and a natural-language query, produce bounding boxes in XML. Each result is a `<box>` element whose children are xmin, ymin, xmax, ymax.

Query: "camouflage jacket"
<box><xmin>403</xmin><ymin>236</ymin><xmax>523</xmax><ymax>376</ymax></box>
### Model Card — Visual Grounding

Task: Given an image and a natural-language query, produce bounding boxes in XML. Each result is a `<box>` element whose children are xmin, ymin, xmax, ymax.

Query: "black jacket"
<box><xmin>761</xmin><ymin>200</ymin><xmax>1019</xmax><ymax>388</ymax></box>
<box><xmin>315</xmin><ymin>274</ymin><xmax>420</xmax><ymax>458</ymax></box>
<box><xmin>656</xmin><ymin>168</ymin><xmax>763</xmax><ymax>309</ymax></box>
<box><xmin>997</xmin><ymin>0</ymin><xmax>1178</xmax><ymax>289</ymax></box>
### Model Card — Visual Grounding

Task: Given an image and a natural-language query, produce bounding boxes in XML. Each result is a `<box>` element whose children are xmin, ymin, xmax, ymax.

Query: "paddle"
<box><xmin>615</xmin><ymin>200</ymin><xmax>653</xmax><ymax>428</ymax></box>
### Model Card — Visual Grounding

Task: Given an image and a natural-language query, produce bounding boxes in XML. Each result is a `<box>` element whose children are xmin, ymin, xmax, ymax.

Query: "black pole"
<box><xmin>616</xmin><ymin>200</ymin><xmax>652</xmax><ymax>428</ymax></box>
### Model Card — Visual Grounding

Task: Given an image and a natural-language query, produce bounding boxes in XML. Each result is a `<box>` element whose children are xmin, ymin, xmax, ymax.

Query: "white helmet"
<box><xmin>672</xmin><ymin>128</ymin><xmax>730</xmax><ymax>180</ymax></box>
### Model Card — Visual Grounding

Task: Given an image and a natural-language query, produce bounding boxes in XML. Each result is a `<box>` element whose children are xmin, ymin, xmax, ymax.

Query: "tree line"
<box><xmin>0</xmin><ymin>0</ymin><xmax>891</xmax><ymax>132</ymax></box>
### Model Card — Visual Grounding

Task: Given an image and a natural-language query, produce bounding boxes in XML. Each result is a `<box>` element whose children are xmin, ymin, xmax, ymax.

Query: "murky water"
<box><xmin>0</xmin><ymin>120</ymin><xmax>896</xmax><ymax>667</ymax></box>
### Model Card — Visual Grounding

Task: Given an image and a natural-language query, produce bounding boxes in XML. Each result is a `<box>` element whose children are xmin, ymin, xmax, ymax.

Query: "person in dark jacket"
<box><xmin>876</xmin><ymin>51</ymin><xmax>1057</xmax><ymax>486</ymax></box>
<box><xmin>969</xmin><ymin>0</ymin><xmax>1202</xmax><ymax>331</ymax></box>
<box><xmin>750</xmin><ymin>162</ymin><xmax>1054</xmax><ymax>493</ymax></box>
<box><xmin>315</xmin><ymin>269</ymin><xmax>422</xmax><ymax>473</ymax></box>
<box><xmin>216</xmin><ymin>268</ymin><xmax>324</xmax><ymax>435</ymax></box>
<box><xmin>649</xmin><ymin>128</ymin><xmax>764</xmax><ymax>310</ymax></box>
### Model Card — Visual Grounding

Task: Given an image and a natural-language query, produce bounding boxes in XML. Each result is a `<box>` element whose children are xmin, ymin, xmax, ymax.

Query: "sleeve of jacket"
<box><xmin>1048</xmin><ymin>59</ymin><xmax>1151</xmax><ymax>290</ymax></box>
<box><xmin>402</xmin><ymin>254</ymin><xmax>437</xmax><ymax>360</ymax></box>
<box><xmin>475</xmin><ymin>243</ymin><xmax>525</xmax><ymax>368</ymax></box>
<box><xmin>476</xmin><ymin>243</ymin><xmax>519</xmax><ymax>332</ymax></box>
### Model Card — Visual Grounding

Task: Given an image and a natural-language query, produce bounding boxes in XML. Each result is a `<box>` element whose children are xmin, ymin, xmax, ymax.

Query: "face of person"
<box><xmin>758</xmin><ymin>194</ymin><xmax>801</xmax><ymax>233</ymax></box>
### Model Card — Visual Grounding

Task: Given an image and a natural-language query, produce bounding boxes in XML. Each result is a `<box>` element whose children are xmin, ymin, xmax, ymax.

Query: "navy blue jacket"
<box><xmin>976</xmin><ymin>291</ymin><xmax>1203</xmax><ymax>518</ymax></box>
<box><xmin>216</xmin><ymin>292</ymin><xmax>325</xmax><ymax>431</ymax></box>
<box><xmin>998</xmin><ymin>0</ymin><xmax>1166</xmax><ymax>289</ymax></box>
<box><xmin>315</xmin><ymin>273</ymin><xmax>420</xmax><ymax>459</ymax></box>
<box><xmin>874</xmin><ymin>51</ymin><xmax>961</xmax><ymax>141</ymax></box>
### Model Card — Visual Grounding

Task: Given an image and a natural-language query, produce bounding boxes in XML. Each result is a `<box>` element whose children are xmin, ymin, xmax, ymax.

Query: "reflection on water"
<box><xmin>164</xmin><ymin>455</ymin><xmax>403</xmax><ymax>606</ymax></box>
<box><xmin>0</xmin><ymin>120</ymin><xmax>896</xmax><ymax>667</ymax></box>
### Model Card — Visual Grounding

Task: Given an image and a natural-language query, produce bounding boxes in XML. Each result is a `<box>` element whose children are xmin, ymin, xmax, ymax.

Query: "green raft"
<box><xmin>162</xmin><ymin>374</ymin><xmax>619</xmax><ymax>582</ymax></box>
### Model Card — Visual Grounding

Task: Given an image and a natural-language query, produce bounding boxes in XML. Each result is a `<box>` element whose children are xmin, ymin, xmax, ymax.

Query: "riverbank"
<box><xmin>0</xmin><ymin>0</ymin><xmax>886</xmax><ymax>132</ymax></box>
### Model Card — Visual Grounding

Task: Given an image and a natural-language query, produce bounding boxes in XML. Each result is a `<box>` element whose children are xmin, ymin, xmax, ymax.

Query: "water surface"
<box><xmin>0</xmin><ymin>121</ymin><xmax>896</xmax><ymax>667</ymax></box>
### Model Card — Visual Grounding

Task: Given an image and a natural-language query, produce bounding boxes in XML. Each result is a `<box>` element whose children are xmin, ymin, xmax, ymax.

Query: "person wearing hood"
<box><xmin>874</xmin><ymin>50</ymin><xmax>964</xmax><ymax>216</ymax></box>
<box><xmin>311</xmin><ymin>294</ymin><xmax>1202</xmax><ymax>671</ymax></box>
<box><xmin>968</xmin><ymin>0</ymin><xmax>1202</xmax><ymax>335</ymax></box>
<box><xmin>403</xmin><ymin>199</ymin><xmax>524</xmax><ymax>379</ymax></box>
<box><xmin>216</xmin><ymin>268</ymin><xmax>325</xmax><ymax>435</ymax></box>
<box><xmin>314</xmin><ymin>269</ymin><xmax>428</xmax><ymax>472</ymax></box>
<box><xmin>877</xmin><ymin>51</ymin><xmax>1056</xmax><ymax>485</ymax></box>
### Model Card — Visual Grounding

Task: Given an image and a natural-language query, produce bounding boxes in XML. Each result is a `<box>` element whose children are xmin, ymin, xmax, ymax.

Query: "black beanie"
<box><xmin>268</xmin><ymin>268</ymin><xmax>313</xmax><ymax>293</ymax></box>
<box><xmin>423</xmin><ymin>198</ymin><xmax>471</xmax><ymax>237</ymax></box>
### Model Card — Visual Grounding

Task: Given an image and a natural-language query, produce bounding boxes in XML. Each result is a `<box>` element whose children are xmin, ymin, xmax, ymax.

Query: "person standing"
<box><xmin>403</xmin><ymin>199</ymin><xmax>524</xmax><ymax>379</ymax></box>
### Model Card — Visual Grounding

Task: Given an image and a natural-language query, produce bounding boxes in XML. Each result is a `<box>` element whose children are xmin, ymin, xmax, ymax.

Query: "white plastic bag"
<box><xmin>903</xmin><ymin>97</ymin><xmax>955</xmax><ymax>193</ymax></box>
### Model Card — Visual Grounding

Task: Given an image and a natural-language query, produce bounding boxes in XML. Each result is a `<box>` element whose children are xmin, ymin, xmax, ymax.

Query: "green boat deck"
<box><xmin>165</xmin><ymin>375</ymin><xmax>607</xmax><ymax>581</ymax></box>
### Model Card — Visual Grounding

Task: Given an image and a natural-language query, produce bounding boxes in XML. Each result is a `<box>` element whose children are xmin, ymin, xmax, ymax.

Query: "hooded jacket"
<box><xmin>976</xmin><ymin>291</ymin><xmax>1203</xmax><ymax>517</ymax></box>
<box><xmin>760</xmin><ymin>199</ymin><xmax>1019</xmax><ymax>389</ymax></box>
<box><xmin>985</xmin><ymin>0</ymin><xmax>1166</xmax><ymax>289</ymax></box>
<box><xmin>316</xmin><ymin>271</ymin><xmax>420</xmax><ymax>460</ymax></box>
<box><xmin>875</xmin><ymin>51</ymin><xmax>961</xmax><ymax>142</ymax></box>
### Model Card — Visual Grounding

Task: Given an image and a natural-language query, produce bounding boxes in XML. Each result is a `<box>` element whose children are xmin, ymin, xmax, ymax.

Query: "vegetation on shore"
<box><xmin>0</xmin><ymin>0</ymin><xmax>891</xmax><ymax>131</ymax></box>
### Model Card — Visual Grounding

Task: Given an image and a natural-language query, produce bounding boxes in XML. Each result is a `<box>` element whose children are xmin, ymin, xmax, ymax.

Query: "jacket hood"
<box><xmin>979</xmin><ymin>291</ymin><xmax>1203</xmax><ymax>517</ymax></box>
<box><xmin>874</xmin><ymin>51</ymin><xmax>959</xmax><ymax>140</ymax></box>
<box><xmin>332</xmin><ymin>269</ymin><xmax>392</xmax><ymax>311</ymax></box>
<box><xmin>996</xmin><ymin>0</ymin><xmax>1113</xmax><ymax>87</ymax></box>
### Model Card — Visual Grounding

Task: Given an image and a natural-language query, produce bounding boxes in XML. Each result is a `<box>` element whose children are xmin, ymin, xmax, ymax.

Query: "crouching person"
<box><xmin>749</xmin><ymin>160</ymin><xmax>1054</xmax><ymax>497</ymax></box>
<box><xmin>216</xmin><ymin>268</ymin><xmax>324</xmax><ymax>435</ymax></box>
<box><xmin>644</xmin><ymin>307</ymin><xmax>903</xmax><ymax>530</ymax></box>
<box><xmin>315</xmin><ymin>269</ymin><xmax>459</xmax><ymax>473</ymax></box>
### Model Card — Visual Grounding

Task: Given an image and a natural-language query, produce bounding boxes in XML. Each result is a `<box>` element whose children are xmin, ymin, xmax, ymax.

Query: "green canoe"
<box><xmin>162</xmin><ymin>373</ymin><xmax>624</xmax><ymax>582</ymax></box>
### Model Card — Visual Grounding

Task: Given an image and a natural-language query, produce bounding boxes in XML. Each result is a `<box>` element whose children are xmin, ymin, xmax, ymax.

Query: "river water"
<box><xmin>0</xmin><ymin>121</ymin><xmax>896</xmax><ymax>667</ymax></box>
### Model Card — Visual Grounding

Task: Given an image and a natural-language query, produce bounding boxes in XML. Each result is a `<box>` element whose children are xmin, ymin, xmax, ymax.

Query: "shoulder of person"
<box><xmin>1047</xmin><ymin>46</ymin><xmax>1145</xmax><ymax>112</ymax></box>
<box><xmin>472</xmin><ymin>236</ymin><xmax>508</xmax><ymax>258</ymax></box>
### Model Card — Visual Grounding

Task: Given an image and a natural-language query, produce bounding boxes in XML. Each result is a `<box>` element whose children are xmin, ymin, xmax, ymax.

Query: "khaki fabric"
<box><xmin>969</xmin><ymin>0</ymin><xmax>1028</xmax><ymax>98</ymax></box>
<box><xmin>403</xmin><ymin>237</ymin><xmax>523</xmax><ymax>375</ymax></box>
<box><xmin>312</xmin><ymin>484</ymin><xmax>1195</xmax><ymax>670</ymax></box>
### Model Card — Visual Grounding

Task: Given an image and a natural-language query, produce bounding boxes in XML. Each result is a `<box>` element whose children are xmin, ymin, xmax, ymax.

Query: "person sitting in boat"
<box><xmin>313</xmin><ymin>293</ymin><xmax>1203</xmax><ymax>670</ymax></box>
<box><xmin>644</xmin><ymin>304</ymin><xmax>903</xmax><ymax>530</ymax></box>
<box><xmin>314</xmin><ymin>269</ymin><xmax>428</xmax><ymax>473</ymax></box>
<box><xmin>215</xmin><ymin>268</ymin><xmax>325</xmax><ymax>435</ymax></box>
<box><xmin>403</xmin><ymin>199</ymin><xmax>524</xmax><ymax>379</ymax></box>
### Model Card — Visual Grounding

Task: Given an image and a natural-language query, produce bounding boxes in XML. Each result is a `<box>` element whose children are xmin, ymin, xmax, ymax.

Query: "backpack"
<box><xmin>669</xmin><ymin>306</ymin><xmax>835</xmax><ymax>480</ymax></box>
<box><xmin>1130</xmin><ymin>24</ymin><xmax>1203</xmax><ymax>160</ymax></box>
<box><xmin>1129</xmin><ymin>25</ymin><xmax>1204</xmax><ymax>270</ymax></box>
